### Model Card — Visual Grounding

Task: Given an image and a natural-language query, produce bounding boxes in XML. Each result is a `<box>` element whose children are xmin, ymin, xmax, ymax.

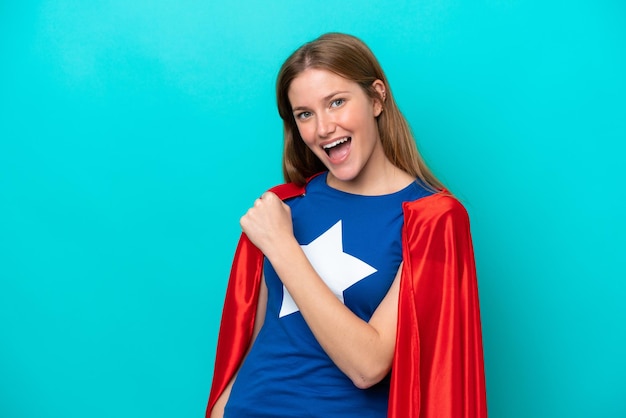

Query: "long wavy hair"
<box><xmin>276</xmin><ymin>32</ymin><xmax>444</xmax><ymax>190</ymax></box>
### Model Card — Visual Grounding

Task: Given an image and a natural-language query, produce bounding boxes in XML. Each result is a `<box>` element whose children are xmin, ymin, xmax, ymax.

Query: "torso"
<box><xmin>224</xmin><ymin>173</ymin><xmax>432</xmax><ymax>418</ymax></box>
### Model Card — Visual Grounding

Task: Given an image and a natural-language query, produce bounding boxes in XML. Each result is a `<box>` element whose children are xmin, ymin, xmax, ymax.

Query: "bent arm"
<box><xmin>210</xmin><ymin>275</ymin><xmax>268</xmax><ymax>418</ymax></box>
<box><xmin>270</xmin><ymin>241</ymin><xmax>400</xmax><ymax>389</ymax></box>
<box><xmin>240</xmin><ymin>191</ymin><xmax>399</xmax><ymax>389</ymax></box>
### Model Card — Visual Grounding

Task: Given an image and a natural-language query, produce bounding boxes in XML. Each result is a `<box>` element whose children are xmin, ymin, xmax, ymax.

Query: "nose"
<box><xmin>316</xmin><ymin>113</ymin><xmax>336</xmax><ymax>138</ymax></box>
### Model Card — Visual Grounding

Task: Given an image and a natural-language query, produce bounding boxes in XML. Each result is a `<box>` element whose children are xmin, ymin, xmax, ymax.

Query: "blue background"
<box><xmin>1</xmin><ymin>1</ymin><xmax>625</xmax><ymax>417</ymax></box>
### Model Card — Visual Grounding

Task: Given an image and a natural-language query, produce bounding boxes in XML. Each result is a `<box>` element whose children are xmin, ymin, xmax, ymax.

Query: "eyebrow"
<box><xmin>292</xmin><ymin>90</ymin><xmax>351</xmax><ymax>112</ymax></box>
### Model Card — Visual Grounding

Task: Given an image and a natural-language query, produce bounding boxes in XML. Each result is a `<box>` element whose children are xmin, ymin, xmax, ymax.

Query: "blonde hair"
<box><xmin>276</xmin><ymin>32</ymin><xmax>444</xmax><ymax>190</ymax></box>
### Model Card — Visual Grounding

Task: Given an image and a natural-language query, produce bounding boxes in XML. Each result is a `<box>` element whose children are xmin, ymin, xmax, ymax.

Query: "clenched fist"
<box><xmin>240</xmin><ymin>192</ymin><xmax>296</xmax><ymax>259</ymax></box>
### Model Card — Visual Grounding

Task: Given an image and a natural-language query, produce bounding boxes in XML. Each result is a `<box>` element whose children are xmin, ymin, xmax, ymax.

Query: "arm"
<box><xmin>210</xmin><ymin>275</ymin><xmax>268</xmax><ymax>418</ymax></box>
<box><xmin>240</xmin><ymin>192</ymin><xmax>399</xmax><ymax>389</ymax></box>
<box><xmin>275</xmin><ymin>247</ymin><xmax>401</xmax><ymax>389</ymax></box>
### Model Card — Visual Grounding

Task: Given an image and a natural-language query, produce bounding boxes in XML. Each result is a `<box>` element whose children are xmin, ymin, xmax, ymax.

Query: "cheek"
<box><xmin>297</xmin><ymin>124</ymin><xmax>316</xmax><ymax>145</ymax></box>
<box><xmin>298</xmin><ymin>129</ymin><xmax>323</xmax><ymax>156</ymax></box>
<box><xmin>302</xmin><ymin>137</ymin><xmax>319</xmax><ymax>154</ymax></box>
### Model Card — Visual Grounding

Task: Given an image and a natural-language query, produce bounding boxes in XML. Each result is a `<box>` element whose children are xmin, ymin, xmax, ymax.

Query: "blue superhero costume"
<box><xmin>224</xmin><ymin>173</ymin><xmax>431</xmax><ymax>417</ymax></box>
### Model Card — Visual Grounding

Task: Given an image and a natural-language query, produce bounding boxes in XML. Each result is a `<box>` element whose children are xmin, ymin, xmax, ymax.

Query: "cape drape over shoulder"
<box><xmin>206</xmin><ymin>180</ymin><xmax>487</xmax><ymax>418</ymax></box>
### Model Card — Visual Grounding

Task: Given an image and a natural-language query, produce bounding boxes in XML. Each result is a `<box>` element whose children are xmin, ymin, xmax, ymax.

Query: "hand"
<box><xmin>240</xmin><ymin>192</ymin><xmax>295</xmax><ymax>258</ymax></box>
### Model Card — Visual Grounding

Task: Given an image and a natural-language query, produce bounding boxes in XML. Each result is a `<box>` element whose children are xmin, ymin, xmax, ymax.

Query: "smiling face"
<box><xmin>287</xmin><ymin>68</ymin><xmax>387</xmax><ymax>192</ymax></box>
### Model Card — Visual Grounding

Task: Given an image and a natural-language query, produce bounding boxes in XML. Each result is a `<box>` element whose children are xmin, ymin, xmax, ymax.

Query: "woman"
<box><xmin>207</xmin><ymin>33</ymin><xmax>487</xmax><ymax>418</ymax></box>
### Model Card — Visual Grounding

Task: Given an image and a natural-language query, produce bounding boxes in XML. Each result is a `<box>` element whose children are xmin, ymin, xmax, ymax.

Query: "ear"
<box><xmin>371</xmin><ymin>79</ymin><xmax>386</xmax><ymax>117</ymax></box>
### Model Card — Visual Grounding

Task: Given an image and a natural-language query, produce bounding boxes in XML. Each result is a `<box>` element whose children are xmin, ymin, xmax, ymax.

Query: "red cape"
<box><xmin>206</xmin><ymin>180</ymin><xmax>487</xmax><ymax>418</ymax></box>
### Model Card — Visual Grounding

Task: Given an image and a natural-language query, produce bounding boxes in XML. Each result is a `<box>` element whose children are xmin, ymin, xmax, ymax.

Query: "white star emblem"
<box><xmin>279</xmin><ymin>220</ymin><xmax>377</xmax><ymax>318</ymax></box>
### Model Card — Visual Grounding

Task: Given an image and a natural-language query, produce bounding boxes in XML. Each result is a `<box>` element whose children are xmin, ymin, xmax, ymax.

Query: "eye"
<box><xmin>330</xmin><ymin>98</ymin><xmax>345</xmax><ymax>108</ymax></box>
<box><xmin>296</xmin><ymin>111</ymin><xmax>312</xmax><ymax>120</ymax></box>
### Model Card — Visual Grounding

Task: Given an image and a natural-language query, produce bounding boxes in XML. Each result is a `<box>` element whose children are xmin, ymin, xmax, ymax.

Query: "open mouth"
<box><xmin>323</xmin><ymin>137</ymin><xmax>351</xmax><ymax>160</ymax></box>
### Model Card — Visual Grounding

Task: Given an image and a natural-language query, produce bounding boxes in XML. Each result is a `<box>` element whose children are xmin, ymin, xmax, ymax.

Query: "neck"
<box><xmin>327</xmin><ymin>160</ymin><xmax>415</xmax><ymax>196</ymax></box>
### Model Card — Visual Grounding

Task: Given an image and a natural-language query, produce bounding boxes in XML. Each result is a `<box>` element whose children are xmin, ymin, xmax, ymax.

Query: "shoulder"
<box><xmin>266</xmin><ymin>172</ymin><xmax>324</xmax><ymax>201</ymax></box>
<box><xmin>267</xmin><ymin>182</ymin><xmax>306</xmax><ymax>200</ymax></box>
<box><xmin>403</xmin><ymin>192</ymin><xmax>470</xmax><ymax>226</ymax></box>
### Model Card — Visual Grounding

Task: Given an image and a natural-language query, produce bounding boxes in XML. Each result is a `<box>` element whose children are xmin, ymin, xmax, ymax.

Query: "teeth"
<box><xmin>323</xmin><ymin>137</ymin><xmax>350</xmax><ymax>149</ymax></box>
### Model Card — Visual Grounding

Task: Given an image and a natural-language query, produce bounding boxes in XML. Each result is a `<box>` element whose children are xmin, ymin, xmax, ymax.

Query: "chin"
<box><xmin>328</xmin><ymin>166</ymin><xmax>362</xmax><ymax>183</ymax></box>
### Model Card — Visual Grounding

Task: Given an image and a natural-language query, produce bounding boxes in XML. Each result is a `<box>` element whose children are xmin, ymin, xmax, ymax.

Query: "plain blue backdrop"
<box><xmin>1</xmin><ymin>1</ymin><xmax>625</xmax><ymax>417</ymax></box>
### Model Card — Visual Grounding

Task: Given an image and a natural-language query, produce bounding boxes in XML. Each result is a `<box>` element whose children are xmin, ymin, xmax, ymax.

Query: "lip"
<box><xmin>320</xmin><ymin>136</ymin><xmax>351</xmax><ymax>150</ymax></box>
<box><xmin>322</xmin><ymin>136</ymin><xmax>352</xmax><ymax>165</ymax></box>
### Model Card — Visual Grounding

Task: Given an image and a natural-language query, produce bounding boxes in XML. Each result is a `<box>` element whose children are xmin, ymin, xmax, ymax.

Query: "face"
<box><xmin>288</xmin><ymin>68</ymin><xmax>385</xmax><ymax>189</ymax></box>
